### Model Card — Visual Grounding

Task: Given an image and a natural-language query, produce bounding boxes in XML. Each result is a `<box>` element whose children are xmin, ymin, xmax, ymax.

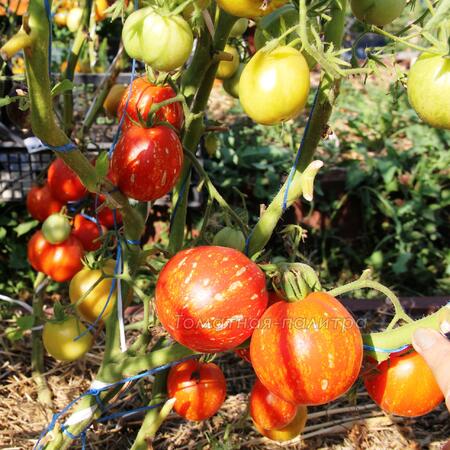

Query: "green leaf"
<box><xmin>51</xmin><ymin>79</ymin><xmax>74</xmax><ymax>97</ymax></box>
<box><xmin>95</xmin><ymin>151</ymin><xmax>110</xmax><ymax>178</ymax></box>
<box><xmin>16</xmin><ymin>314</ymin><xmax>35</xmax><ymax>330</ymax></box>
<box><xmin>5</xmin><ymin>327</ymin><xmax>24</xmax><ymax>342</ymax></box>
<box><xmin>0</xmin><ymin>96</ymin><xmax>18</xmax><ymax>107</ymax></box>
<box><xmin>392</xmin><ymin>253</ymin><xmax>412</xmax><ymax>275</ymax></box>
<box><xmin>0</xmin><ymin>227</ymin><xmax>6</xmax><ymax>240</ymax></box>
<box><xmin>14</xmin><ymin>220</ymin><xmax>39</xmax><ymax>237</ymax></box>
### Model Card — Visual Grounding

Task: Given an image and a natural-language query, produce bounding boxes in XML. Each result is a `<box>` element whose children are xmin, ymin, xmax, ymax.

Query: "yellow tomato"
<box><xmin>216</xmin><ymin>0</ymin><xmax>287</xmax><ymax>18</ymax></box>
<box><xmin>216</xmin><ymin>45</ymin><xmax>240</xmax><ymax>80</ymax></box>
<box><xmin>95</xmin><ymin>0</ymin><xmax>109</xmax><ymax>21</ymax></box>
<box><xmin>67</xmin><ymin>7</ymin><xmax>83</xmax><ymax>33</ymax></box>
<box><xmin>69</xmin><ymin>260</ymin><xmax>117</xmax><ymax>323</ymax></box>
<box><xmin>255</xmin><ymin>406</ymin><xmax>308</xmax><ymax>442</ymax></box>
<box><xmin>43</xmin><ymin>316</ymin><xmax>93</xmax><ymax>362</ymax></box>
<box><xmin>54</xmin><ymin>10</ymin><xmax>68</xmax><ymax>27</ymax></box>
<box><xmin>103</xmin><ymin>84</ymin><xmax>128</xmax><ymax>117</ymax></box>
<box><xmin>239</xmin><ymin>46</ymin><xmax>310</xmax><ymax>125</ymax></box>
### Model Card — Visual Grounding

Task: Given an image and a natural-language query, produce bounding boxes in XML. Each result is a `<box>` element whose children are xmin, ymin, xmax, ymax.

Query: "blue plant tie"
<box><xmin>44</xmin><ymin>0</ymin><xmax>52</xmax><ymax>76</ymax></box>
<box><xmin>363</xmin><ymin>343</ymin><xmax>411</xmax><ymax>354</ymax></box>
<box><xmin>126</xmin><ymin>239</ymin><xmax>141</xmax><ymax>245</ymax></box>
<box><xmin>42</xmin><ymin>141</ymin><xmax>77</xmax><ymax>153</ymax></box>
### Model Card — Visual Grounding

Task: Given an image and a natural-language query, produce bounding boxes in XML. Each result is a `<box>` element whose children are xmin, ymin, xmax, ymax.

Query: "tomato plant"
<box><xmin>216</xmin><ymin>0</ymin><xmax>288</xmax><ymax>18</ymax></box>
<box><xmin>363</xmin><ymin>351</ymin><xmax>444</xmax><ymax>417</ymax></box>
<box><xmin>250</xmin><ymin>292</ymin><xmax>363</xmax><ymax>405</ymax></box>
<box><xmin>69</xmin><ymin>260</ymin><xmax>116</xmax><ymax>323</ymax></box>
<box><xmin>43</xmin><ymin>316</ymin><xmax>93</xmax><ymax>362</ymax></box>
<box><xmin>117</xmin><ymin>77</ymin><xmax>184</xmax><ymax>130</ymax></box>
<box><xmin>26</xmin><ymin>184</ymin><xmax>64</xmax><ymax>222</ymax></box>
<box><xmin>167</xmin><ymin>359</ymin><xmax>227</xmax><ymax>421</ymax></box>
<box><xmin>407</xmin><ymin>52</ymin><xmax>450</xmax><ymax>130</ymax></box>
<box><xmin>110</xmin><ymin>125</ymin><xmax>183</xmax><ymax>201</ymax></box>
<box><xmin>350</xmin><ymin>0</ymin><xmax>406</xmax><ymax>26</ymax></box>
<box><xmin>239</xmin><ymin>46</ymin><xmax>310</xmax><ymax>125</ymax></box>
<box><xmin>47</xmin><ymin>158</ymin><xmax>87</xmax><ymax>203</ymax></box>
<box><xmin>250</xmin><ymin>378</ymin><xmax>297</xmax><ymax>431</ymax></box>
<box><xmin>155</xmin><ymin>246</ymin><xmax>269</xmax><ymax>352</ymax></box>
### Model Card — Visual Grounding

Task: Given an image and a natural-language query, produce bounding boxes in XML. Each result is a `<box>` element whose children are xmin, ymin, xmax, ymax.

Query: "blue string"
<box><xmin>363</xmin><ymin>343</ymin><xmax>411</xmax><ymax>354</ymax></box>
<box><xmin>80</xmin><ymin>213</ymin><xmax>99</xmax><ymax>225</ymax></box>
<box><xmin>42</xmin><ymin>141</ymin><xmax>77</xmax><ymax>153</ymax></box>
<box><xmin>97</xmin><ymin>403</ymin><xmax>164</xmax><ymax>423</ymax></box>
<box><xmin>44</xmin><ymin>0</ymin><xmax>52</xmax><ymax>76</ymax></box>
<box><xmin>126</xmin><ymin>239</ymin><xmax>141</xmax><ymax>245</ymax></box>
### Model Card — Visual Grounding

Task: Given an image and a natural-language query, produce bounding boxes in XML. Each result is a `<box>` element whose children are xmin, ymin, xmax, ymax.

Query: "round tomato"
<box><xmin>28</xmin><ymin>231</ymin><xmax>84</xmax><ymax>282</ymax></box>
<box><xmin>54</xmin><ymin>10</ymin><xmax>68</xmax><ymax>26</ymax></box>
<box><xmin>230</xmin><ymin>18</ymin><xmax>249</xmax><ymax>37</ymax></box>
<box><xmin>42</xmin><ymin>213</ymin><xmax>71</xmax><ymax>245</ymax></box>
<box><xmin>407</xmin><ymin>52</ymin><xmax>450</xmax><ymax>130</ymax></box>
<box><xmin>110</xmin><ymin>125</ymin><xmax>183</xmax><ymax>202</ymax></box>
<box><xmin>250</xmin><ymin>378</ymin><xmax>297</xmax><ymax>431</ymax></box>
<box><xmin>96</xmin><ymin>195</ymin><xmax>122</xmax><ymax>229</ymax></box>
<box><xmin>69</xmin><ymin>261</ymin><xmax>117</xmax><ymax>323</ymax></box>
<box><xmin>363</xmin><ymin>351</ymin><xmax>444</xmax><ymax>417</ymax></box>
<box><xmin>212</xmin><ymin>227</ymin><xmax>246</xmax><ymax>252</ymax></box>
<box><xmin>0</xmin><ymin>0</ymin><xmax>28</xmax><ymax>15</ymax></box>
<box><xmin>351</xmin><ymin>0</ymin><xmax>406</xmax><ymax>26</ymax></box>
<box><xmin>255</xmin><ymin>406</ymin><xmax>308</xmax><ymax>442</ymax></box>
<box><xmin>43</xmin><ymin>316</ymin><xmax>93</xmax><ymax>362</ymax></box>
<box><xmin>48</xmin><ymin>158</ymin><xmax>87</xmax><ymax>203</ymax></box>
<box><xmin>67</xmin><ymin>7</ymin><xmax>83</xmax><ymax>32</ymax></box>
<box><xmin>103</xmin><ymin>84</ymin><xmax>127</xmax><ymax>117</ymax></box>
<box><xmin>216</xmin><ymin>45</ymin><xmax>240</xmax><ymax>80</ymax></box>
<box><xmin>117</xmin><ymin>77</ymin><xmax>184</xmax><ymax>130</ymax></box>
<box><xmin>94</xmin><ymin>0</ymin><xmax>108</xmax><ymax>21</ymax></box>
<box><xmin>223</xmin><ymin>63</ymin><xmax>245</xmax><ymax>99</ymax></box>
<box><xmin>72</xmin><ymin>214</ymin><xmax>106</xmax><ymax>251</ymax></box>
<box><xmin>239</xmin><ymin>46</ymin><xmax>310</xmax><ymax>125</ymax></box>
<box><xmin>122</xmin><ymin>7</ymin><xmax>194</xmax><ymax>72</ymax></box>
<box><xmin>155</xmin><ymin>246</ymin><xmax>269</xmax><ymax>353</ymax></box>
<box><xmin>217</xmin><ymin>0</ymin><xmax>287</xmax><ymax>18</ymax></box>
<box><xmin>27</xmin><ymin>184</ymin><xmax>64</xmax><ymax>222</ymax></box>
<box><xmin>250</xmin><ymin>292</ymin><xmax>363</xmax><ymax>405</ymax></box>
<box><xmin>167</xmin><ymin>359</ymin><xmax>227</xmax><ymax>421</ymax></box>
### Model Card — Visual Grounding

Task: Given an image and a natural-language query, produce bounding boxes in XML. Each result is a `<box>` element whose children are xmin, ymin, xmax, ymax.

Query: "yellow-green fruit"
<box><xmin>407</xmin><ymin>52</ymin><xmax>450</xmax><ymax>130</ymax></box>
<box><xmin>42</xmin><ymin>213</ymin><xmax>71</xmax><ymax>244</ymax></box>
<box><xmin>213</xmin><ymin>227</ymin><xmax>246</xmax><ymax>252</ymax></box>
<box><xmin>43</xmin><ymin>316</ymin><xmax>93</xmax><ymax>362</ymax></box>
<box><xmin>67</xmin><ymin>7</ymin><xmax>83</xmax><ymax>32</ymax></box>
<box><xmin>217</xmin><ymin>0</ymin><xmax>288</xmax><ymax>19</ymax></box>
<box><xmin>223</xmin><ymin>63</ymin><xmax>245</xmax><ymax>98</ymax></box>
<box><xmin>217</xmin><ymin>45</ymin><xmax>240</xmax><ymax>80</ymax></box>
<box><xmin>204</xmin><ymin>133</ymin><xmax>220</xmax><ymax>157</ymax></box>
<box><xmin>239</xmin><ymin>46</ymin><xmax>310</xmax><ymax>125</ymax></box>
<box><xmin>350</xmin><ymin>0</ymin><xmax>406</xmax><ymax>26</ymax></box>
<box><xmin>69</xmin><ymin>260</ymin><xmax>117</xmax><ymax>323</ymax></box>
<box><xmin>230</xmin><ymin>18</ymin><xmax>249</xmax><ymax>37</ymax></box>
<box><xmin>103</xmin><ymin>84</ymin><xmax>127</xmax><ymax>117</ymax></box>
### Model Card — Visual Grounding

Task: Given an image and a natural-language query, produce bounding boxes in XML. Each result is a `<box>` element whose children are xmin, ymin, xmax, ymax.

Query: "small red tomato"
<box><xmin>364</xmin><ymin>351</ymin><xmax>444</xmax><ymax>417</ymax></box>
<box><xmin>118</xmin><ymin>77</ymin><xmax>184</xmax><ymax>130</ymax></box>
<box><xmin>155</xmin><ymin>246</ymin><xmax>269</xmax><ymax>353</ymax></box>
<box><xmin>250</xmin><ymin>292</ymin><xmax>363</xmax><ymax>405</ymax></box>
<box><xmin>26</xmin><ymin>184</ymin><xmax>64</xmax><ymax>222</ymax></box>
<box><xmin>110</xmin><ymin>125</ymin><xmax>183</xmax><ymax>202</ymax></box>
<box><xmin>167</xmin><ymin>359</ymin><xmax>227</xmax><ymax>421</ymax></box>
<box><xmin>28</xmin><ymin>230</ymin><xmax>84</xmax><ymax>282</ymax></box>
<box><xmin>250</xmin><ymin>378</ymin><xmax>297</xmax><ymax>431</ymax></box>
<box><xmin>96</xmin><ymin>194</ymin><xmax>122</xmax><ymax>229</ymax></box>
<box><xmin>72</xmin><ymin>214</ymin><xmax>106</xmax><ymax>251</ymax></box>
<box><xmin>47</xmin><ymin>158</ymin><xmax>87</xmax><ymax>203</ymax></box>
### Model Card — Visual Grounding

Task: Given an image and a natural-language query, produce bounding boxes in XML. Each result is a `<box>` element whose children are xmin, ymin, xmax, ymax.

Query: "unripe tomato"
<box><xmin>103</xmin><ymin>84</ymin><xmax>127</xmax><ymax>117</ymax></box>
<box><xmin>27</xmin><ymin>184</ymin><xmax>64</xmax><ymax>222</ymax></box>
<box><xmin>43</xmin><ymin>316</ymin><xmax>93</xmax><ymax>362</ymax></box>
<box><xmin>250</xmin><ymin>378</ymin><xmax>297</xmax><ymax>431</ymax></box>
<box><xmin>239</xmin><ymin>46</ymin><xmax>310</xmax><ymax>125</ymax></box>
<box><xmin>155</xmin><ymin>246</ymin><xmax>269</xmax><ymax>353</ymax></box>
<box><xmin>117</xmin><ymin>77</ymin><xmax>184</xmax><ymax>130</ymax></box>
<box><xmin>72</xmin><ymin>214</ymin><xmax>106</xmax><ymax>251</ymax></box>
<box><xmin>42</xmin><ymin>213</ymin><xmax>71</xmax><ymax>245</ymax></box>
<box><xmin>69</xmin><ymin>261</ymin><xmax>117</xmax><ymax>323</ymax></box>
<box><xmin>204</xmin><ymin>133</ymin><xmax>220</xmax><ymax>156</ymax></box>
<box><xmin>350</xmin><ymin>0</ymin><xmax>406</xmax><ymax>26</ymax></box>
<box><xmin>48</xmin><ymin>158</ymin><xmax>87</xmax><ymax>203</ymax></box>
<box><xmin>222</xmin><ymin>63</ymin><xmax>245</xmax><ymax>99</ymax></box>
<box><xmin>28</xmin><ymin>231</ymin><xmax>84</xmax><ymax>282</ymax></box>
<box><xmin>255</xmin><ymin>406</ymin><xmax>308</xmax><ymax>442</ymax></box>
<box><xmin>250</xmin><ymin>292</ymin><xmax>363</xmax><ymax>405</ymax></box>
<box><xmin>363</xmin><ymin>351</ymin><xmax>444</xmax><ymax>417</ymax></box>
<box><xmin>67</xmin><ymin>7</ymin><xmax>83</xmax><ymax>32</ymax></box>
<box><xmin>110</xmin><ymin>125</ymin><xmax>183</xmax><ymax>202</ymax></box>
<box><xmin>212</xmin><ymin>227</ymin><xmax>246</xmax><ymax>252</ymax></box>
<box><xmin>216</xmin><ymin>45</ymin><xmax>240</xmax><ymax>80</ymax></box>
<box><xmin>407</xmin><ymin>52</ymin><xmax>450</xmax><ymax>130</ymax></box>
<box><xmin>230</xmin><ymin>18</ymin><xmax>249</xmax><ymax>37</ymax></box>
<box><xmin>216</xmin><ymin>0</ymin><xmax>287</xmax><ymax>18</ymax></box>
<box><xmin>167</xmin><ymin>359</ymin><xmax>227</xmax><ymax>421</ymax></box>
<box><xmin>122</xmin><ymin>7</ymin><xmax>194</xmax><ymax>72</ymax></box>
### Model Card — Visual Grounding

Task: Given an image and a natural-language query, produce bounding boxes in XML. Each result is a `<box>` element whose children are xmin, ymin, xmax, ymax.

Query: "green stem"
<box><xmin>247</xmin><ymin>1</ymin><xmax>347</xmax><ymax>257</ymax></box>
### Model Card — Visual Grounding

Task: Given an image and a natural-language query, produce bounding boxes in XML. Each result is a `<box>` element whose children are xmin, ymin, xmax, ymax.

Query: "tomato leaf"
<box><xmin>95</xmin><ymin>151</ymin><xmax>110</xmax><ymax>178</ymax></box>
<box><xmin>5</xmin><ymin>326</ymin><xmax>24</xmax><ymax>342</ymax></box>
<box><xmin>17</xmin><ymin>314</ymin><xmax>35</xmax><ymax>330</ymax></box>
<box><xmin>14</xmin><ymin>220</ymin><xmax>39</xmax><ymax>237</ymax></box>
<box><xmin>51</xmin><ymin>79</ymin><xmax>74</xmax><ymax>97</ymax></box>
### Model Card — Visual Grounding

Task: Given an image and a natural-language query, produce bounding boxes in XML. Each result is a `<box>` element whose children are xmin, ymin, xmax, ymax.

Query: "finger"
<box><xmin>412</xmin><ymin>328</ymin><xmax>450</xmax><ymax>411</ymax></box>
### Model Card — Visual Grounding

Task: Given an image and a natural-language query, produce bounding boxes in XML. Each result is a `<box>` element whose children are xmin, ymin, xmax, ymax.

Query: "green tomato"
<box><xmin>213</xmin><ymin>227</ymin><xmax>246</xmax><ymax>252</ymax></box>
<box><xmin>42</xmin><ymin>213</ymin><xmax>71</xmax><ymax>244</ymax></box>
<box><xmin>122</xmin><ymin>7</ymin><xmax>194</xmax><ymax>72</ymax></box>
<box><xmin>407</xmin><ymin>52</ymin><xmax>450</xmax><ymax>130</ymax></box>
<box><xmin>350</xmin><ymin>0</ymin><xmax>406</xmax><ymax>26</ymax></box>
<box><xmin>230</xmin><ymin>18</ymin><xmax>249</xmax><ymax>37</ymax></box>
<box><xmin>217</xmin><ymin>44</ymin><xmax>240</xmax><ymax>80</ymax></box>
<box><xmin>43</xmin><ymin>316</ymin><xmax>93</xmax><ymax>362</ymax></box>
<box><xmin>204</xmin><ymin>133</ymin><xmax>220</xmax><ymax>157</ymax></box>
<box><xmin>223</xmin><ymin>63</ymin><xmax>245</xmax><ymax>98</ymax></box>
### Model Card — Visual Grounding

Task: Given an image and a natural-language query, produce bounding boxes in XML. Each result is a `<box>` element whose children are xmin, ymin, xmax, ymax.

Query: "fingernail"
<box><xmin>412</xmin><ymin>328</ymin><xmax>439</xmax><ymax>352</ymax></box>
